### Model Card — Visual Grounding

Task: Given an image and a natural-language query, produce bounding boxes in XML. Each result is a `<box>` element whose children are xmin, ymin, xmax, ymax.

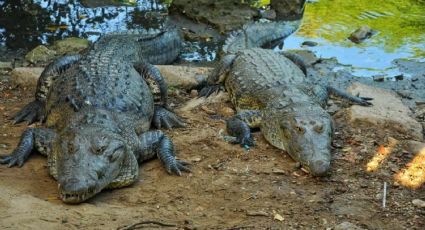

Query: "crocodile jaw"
<box><xmin>58</xmin><ymin>185</ymin><xmax>100</xmax><ymax>204</ymax></box>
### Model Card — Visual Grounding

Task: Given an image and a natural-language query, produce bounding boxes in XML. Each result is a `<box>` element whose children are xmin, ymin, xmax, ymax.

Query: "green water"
<box><xmin>283</xmin><ymin>0</ymin><xmax>425</xmax><ymax>77</ymax></box>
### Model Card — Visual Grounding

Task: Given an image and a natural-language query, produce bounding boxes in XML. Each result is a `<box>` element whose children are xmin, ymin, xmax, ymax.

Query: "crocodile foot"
<box><xmin>0</xmin><ymin>129</ymin><xmax>34</xmax><ymax>167</ymax></box>
<box><xmin>153</xmin><ymin>106</ymin><xmax>186</xmax><ymax>129</ymax></box>
<box><xmin>226</xmin><ymin>117</ymin><xmax>255</xmax><ymax>147</ymax></box>
<box><xmin>12</xmin><ymin>100</ymin><xmax>45</xmax><ymax>124</ymax></box>
<box><xmin>165</xmin><ymin>159</ymin><xmax>191</xmax><ymax>176</ymax></box>
<box><xmin>356</xmin><ymin>93</ymin><xmax>373</xmax><ymax>106</ymax></box>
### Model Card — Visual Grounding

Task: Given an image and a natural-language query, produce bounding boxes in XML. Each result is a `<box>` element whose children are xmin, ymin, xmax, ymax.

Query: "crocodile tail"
<box><xmin>222</xmin><ymin>20</ymin><xmax>301</xmax><ymax>54</ymax></box>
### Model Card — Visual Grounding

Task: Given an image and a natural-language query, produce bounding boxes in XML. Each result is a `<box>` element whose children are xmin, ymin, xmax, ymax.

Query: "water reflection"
<box><xmin>0</xmin><ymin>0</ymin><xmax>167</xmax><ymax>48</ymax></box>
<box><xmin>284</xmin><ymin>0</ymin><xmax>425</xmax><ymax>77</ymax></box>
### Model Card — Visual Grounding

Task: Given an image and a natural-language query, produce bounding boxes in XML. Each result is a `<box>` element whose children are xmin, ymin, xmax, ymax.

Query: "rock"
<box><xmin>260</xmin><ymin>9</ymin><xmax>277</xmax><ymax>20</ymax></box>
<box><xmin>0</xmin><ymin>61</ymin><xmax>12</xmax><ymax>70</ymax></box>
<box><xmin>156</xmin><ymin>65</ymin><xmax>211</xmax><ymax>89</ymax></box>
<box><xmin>372</xmin><ymin>75</ymin><xmax>385</xmax><ymax>82</ymax></box>
<box><xmin>348</xmin><ymin>25</ymin><xmax>376</xmax><ymax>43</ymax></box>
<box><xmin>271</xmin><ymin>0</ymin><xmax>306</xmax><ymax>20</ymax></box>
<box><xmin>412</xmin><ymin>199</ymin><xmax>425</xmax><ymax>208</ymax></box>
<box><xmin>334</xmin><ymin>222</ymin><xmax>366</xmax><ymax>230</ymax></box>
<box><xmin>11</xmin><ymin>67</ymin><xmax>44</xmax><ymax>87</ymax></box>
<box><xmin>51</xmin><ymin>37</ymin><xmax>89</xmax><ymax>55</ymax></box>
<box><xmin>341</xmin><ymin>83</ymin><xmax>423</xmax><ymax>141</ymax></box>
<box><xmin>171</xmin><ymin>0</ymin><xmax>258</xmax><ymax>33</ymax></box>
<box><xmin>9</xmin><ymin>65</ymin><xmax>211</xmax><ymax>90</ymax></box>
<box><xmin>301</xmin><ymin>41</ymin><xmax>318</xmax><ymax>47</ymax></box>
<box><xmin>25</xmin><ymin>45</ymin><xmax>56</xmax><ymax>64</ymax></box>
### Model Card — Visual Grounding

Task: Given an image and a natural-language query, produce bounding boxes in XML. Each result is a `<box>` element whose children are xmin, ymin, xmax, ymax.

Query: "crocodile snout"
<box><xmin>58</xmin><ymin>177</ymin><xmax>97</xmax><ymax>203</ymax></box>
<box><xmin>309</xmin><ymin>159</ymin><xmax>330</xmax><ymax>176</ymax></box>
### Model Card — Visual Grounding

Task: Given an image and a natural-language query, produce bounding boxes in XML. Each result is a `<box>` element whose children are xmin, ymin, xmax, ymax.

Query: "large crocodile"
<box><xmin>200</xmin><ymin>48</ymin><xmax>372</xmax><ymax>176</ymax></box>
<box><xmin>0</xmin><ymin>27</ymin><xmax>190</xmax><ymax>203</ymax></box>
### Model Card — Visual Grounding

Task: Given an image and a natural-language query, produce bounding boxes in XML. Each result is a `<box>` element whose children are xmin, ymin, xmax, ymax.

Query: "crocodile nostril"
<box><xmin>66</xmin><ymin>177</ymin><xmax>79</xmax><ymax>184</ymax></box>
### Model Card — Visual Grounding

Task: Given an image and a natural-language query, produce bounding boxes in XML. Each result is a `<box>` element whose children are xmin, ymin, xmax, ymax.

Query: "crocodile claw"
<box><xmin>0</xmin><ymin>148</ymin><xmax>29</xmax><ymax>168</ymax></box>
<box><xmin>153</xmin><ymin>106</ymin><xmax>186</xmax><ymax>129</ymax></box>
<box><xmin>233</xmin><ymin>135</ymin><xmax>255</xmax><ymax>147</ymax></box>
<box><xmin>354</xmin><ymin>93</ymin><xmax>373</xmax><ymax>106</ymax></box>
<box><xmin>199</xmin><ymin>85</ymin><xmax>222</xmax><ymax>97</ymax></box>
<box><xmin>167</xmin><ymin>160</ymin><xmax>191</xmax><ymax>176</ymax></box>
<box><xmin>12</xmin><ymin>100</ymin><xmax>45</xmax><ymax>125</ymax></box>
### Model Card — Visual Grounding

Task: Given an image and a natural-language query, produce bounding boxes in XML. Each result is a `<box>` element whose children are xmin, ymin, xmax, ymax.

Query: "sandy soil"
<box><xmin>0</xmin><ymin>69</ymin><xmax>424</xmax><ymax>230</ymax></box>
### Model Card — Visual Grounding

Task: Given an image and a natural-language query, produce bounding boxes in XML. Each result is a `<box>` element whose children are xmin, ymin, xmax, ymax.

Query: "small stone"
<box><xmin>412</xmin><ymin>199</ymin><xmax>425</xmax><ymax>208</ymax></box>
<box><xmin>273</xmin><ymin>213</ymin><xmax>284</xmax><ymax>221</ymax></box>
<box><xmin>0</xmin><ymin>143</ymin><xmax>7</xmax><ymax>149</ymax></box>
<box><xmin>301</xmin><ymin>41</ymin><xmax>318</xmax><ymax>47</ymax></box>
<box><xmin>189</xmin><ymin>157</ymin><xmax>202</xmax><ymax>162</ymax></box>
<box><xmin>373</xmin><ymin>75</ymin><xmax>385</xmax><ymax>82</ymax></box>
<box><xmin>394</xmin><ymin>74</ymin><xmax>404</xmax><ymax>81</ymax></box>
<box><xmin>272</xmin><ymin>168</ymin><xmax>286</xmax><ymax>175</ymax></box>
<box><xmin>246</xmin><ymin>210</ymin><xmax>268</xmax><ymax>216</ymax></box>
<box><xmin>190</xmin><ymin>89</ymin><xmax>198</xmax><ymax>98</ymax></box>
<box><xmin>348</xmin><ymin>25</ymin><xmax>376</xmax><ymax>43</ymax></box>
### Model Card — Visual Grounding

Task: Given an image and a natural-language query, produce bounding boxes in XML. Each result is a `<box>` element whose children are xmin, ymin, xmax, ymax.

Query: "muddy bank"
<box><xmin>1</xmin><ymin>49</ymin><xmax>424</xmax><ymax>228</ymax></box>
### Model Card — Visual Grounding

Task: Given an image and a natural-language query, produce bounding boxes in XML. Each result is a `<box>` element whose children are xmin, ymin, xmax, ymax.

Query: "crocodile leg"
<box><xmin>199</xmin><ymin>54</ymin><xmax>236</xmax><ymax>97</ymax></box>
<box><xmin>226</xmin><ymin>110</ymin><xmax>262</xmax><ymax>147</ymax></box>
<box><xmin>134</xmin><ymin>61</ymin><xmax>168</xmax><ymax>108</ymax></box>
<box><xmin>327</xmin><ymin>86</ymin><xmax>373</xmax><ymax>106</ymax></box>
<box><xmin>13</xmin><ymin>55</ymin><xmax>81</xmax><ymax>124</ymax></box>
<box><xmin>152</xmin><ymin>105</ymin><xmax>185</xmax><ymax>129</ymax></box>
<box><xmin>137</xmin><ymin>130</ymin><xmax>190</xmax><ymax>176</ymax></box>
<box><xmin>0</xmin><ymin>128</ymin><xmax>57</xmax><ymax>167</ymax></box>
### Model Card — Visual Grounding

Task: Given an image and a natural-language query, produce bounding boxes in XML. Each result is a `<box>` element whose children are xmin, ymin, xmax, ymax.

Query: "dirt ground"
<box><xmin>0</xmin><ymin>67</ymin><xmax>424</xmax><ymax>230</ymax></box>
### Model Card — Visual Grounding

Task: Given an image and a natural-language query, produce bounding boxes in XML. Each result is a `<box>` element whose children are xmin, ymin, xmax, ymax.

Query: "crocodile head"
<box><xmin>54</xmin><ymin>126</ymin><xmax>133</xmax><ymax>203</ymax></box>
<box><xmin>262</xmin><ymin>109</ymin><xmax>333</xmax><ymax>176</ymax></box>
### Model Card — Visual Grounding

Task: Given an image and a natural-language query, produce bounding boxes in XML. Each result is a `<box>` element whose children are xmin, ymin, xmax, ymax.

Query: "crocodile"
<box><xmin>0</xmin><ymin>27</ymin><xmax>190</xmax><ymax>203</ymax></box>
<box><xmin>200</xmin><ymin>48</ymin><xmax>372</xmax><ymax>176</ymax></box>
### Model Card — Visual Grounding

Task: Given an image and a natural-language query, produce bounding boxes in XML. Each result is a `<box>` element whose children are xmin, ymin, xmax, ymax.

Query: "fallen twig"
<box><xmin>117</xmin><ymin>220</ymin><xmax>177</xmax><ymax>230</ymax></box>
<box><xmin>382</xmin><ymin>182</ymin><xmax>387</xmax><ymax>209</ymax></box>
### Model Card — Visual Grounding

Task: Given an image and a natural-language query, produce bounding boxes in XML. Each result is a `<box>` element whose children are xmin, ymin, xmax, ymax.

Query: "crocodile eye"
<box><xmin>68</xmin><ymin>142</ymin><xmax>79</xmax><ymax>154</ymax></box>
<box><xmin>295</xmin><ymin>126</ymin><xmax>305</xmax><ymax>134</ymax></box>
<box><xmin>92</xmin><ymin>145</ymin><xmax>106</xmax><ymax>155</ymax></box>
<box><xmin>314</xmin><ymin>124</ymin><xmax>324</xmax><ymax>133</ymax></box>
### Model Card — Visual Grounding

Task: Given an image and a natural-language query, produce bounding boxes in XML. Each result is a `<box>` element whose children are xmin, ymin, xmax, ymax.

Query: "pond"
<box><xmin>0</xmin><ymin>0</ymin><xmax>424</xmax><ymax>77</ymax></box>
